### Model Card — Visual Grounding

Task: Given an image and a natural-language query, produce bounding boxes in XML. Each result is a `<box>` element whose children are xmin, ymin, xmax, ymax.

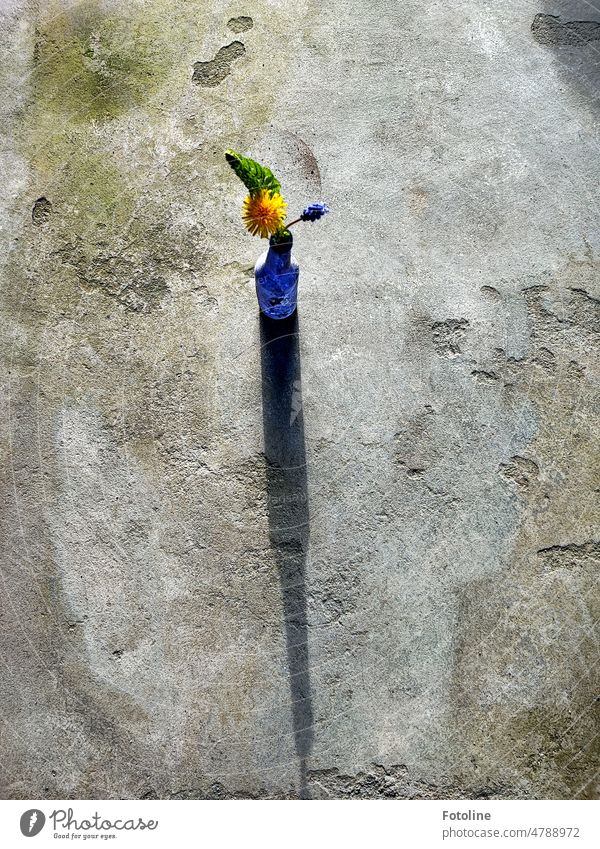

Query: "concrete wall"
<box><xmin>0</xmin><ymin>0</ymin><xmax>599</xmax><ymax>799</ymax></box>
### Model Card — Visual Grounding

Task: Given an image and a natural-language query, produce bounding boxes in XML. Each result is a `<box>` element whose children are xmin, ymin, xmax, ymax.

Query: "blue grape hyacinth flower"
<box><xmin>300</xmin><ymin>203</ymin><xmax>330</xmax><ymax>222</ymax></box>
<box><xmin>282</xmin><ymin>201</ymin><xmax>331</xmax><ymax>233</ymax></box>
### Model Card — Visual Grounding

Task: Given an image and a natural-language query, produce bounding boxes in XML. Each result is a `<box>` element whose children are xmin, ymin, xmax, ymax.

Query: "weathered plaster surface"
<box><xmin>0</xmin><ymin>0</ymin><xmax>599</xmax><ymax>798</ymax></box>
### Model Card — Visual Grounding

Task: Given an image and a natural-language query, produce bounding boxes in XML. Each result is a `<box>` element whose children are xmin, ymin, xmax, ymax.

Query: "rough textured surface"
<box><xmin>0</xmin><ymin>0</ymin><xmax>599</xmax><ymax>800</ymax></box>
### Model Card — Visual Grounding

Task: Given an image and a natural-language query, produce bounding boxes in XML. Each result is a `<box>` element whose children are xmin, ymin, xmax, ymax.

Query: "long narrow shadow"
<box><xmin>260</xmin><ymin>311</ymin><xmax>313</xmax><ymax>799</ymax></box>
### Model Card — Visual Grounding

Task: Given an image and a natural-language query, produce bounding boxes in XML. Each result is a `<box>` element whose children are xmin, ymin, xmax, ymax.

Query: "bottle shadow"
<box><xmin>260</xmin><ymin>310</ymin><xmax>314</xmax><ymax>799</ymax></box>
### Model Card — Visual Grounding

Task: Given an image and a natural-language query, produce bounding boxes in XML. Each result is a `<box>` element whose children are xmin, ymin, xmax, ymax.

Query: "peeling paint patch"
<box><xmin>532</xmin><ymin>14</ymin><xmax>600</xmax><ymax>47</ymax></box>
<box><xmin>481</xmin><ymin>285</ymin><xmax>501</xmax><ymax>300</ymax></box>
<box><xmin>531</xmin><ymin>347</ymin><xmax>556</xmax><ymax>374</ymax></box>
<box><xmin>538</xmin><ymin>541</ymin><xmax>600</xmax><ymax>571</ymax></box>
<box><xmin>32</xmin><ymin>196</ymin><xmax>52</xmax><ymax>224</ymax></box>
<box><xmin>192</xmin><ymin>42</ymin><xmax>246</xmax><ymax>87</ymax></box>
<box><xmin>227</xmin><ymin>16</ymin><xmax>253</xmax><ymax>34</ymax></box>
<box><xmin>498</xmin><ymin>455</ymin><xmax>539</xmax><ymax>489</ymax></box>
<box><xmin>431</xmin><ymin>318</ymin><xmax>470</xmax><ymax>356</ymax></box>
<box><xmin>567</xmin><ymin>288</ymin><xmax>600</xmax><ymax>335</ymax></box>
<box><xmin>471</xmin><ymin>368</ymin><xmax>499</xmax><ymax>383</ymax></box>
<box><xmin>308</xmin><ymin>763</ymin><xmax>509</xmax><ymax>800</ymax></box>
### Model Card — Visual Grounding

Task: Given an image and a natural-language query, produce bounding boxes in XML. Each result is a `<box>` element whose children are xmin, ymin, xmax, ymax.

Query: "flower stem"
<box><xmin>285</xmin><ymin>217</ymin><xmax>302</xmax><ymax>229</ymax></box>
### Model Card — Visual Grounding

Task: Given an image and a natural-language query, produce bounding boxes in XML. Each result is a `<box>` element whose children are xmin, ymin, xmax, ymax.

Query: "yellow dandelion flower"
<box><xmin>242</xmin><ymin>189</ymin><xmax>287</xmax><ymax>238</ymax></box>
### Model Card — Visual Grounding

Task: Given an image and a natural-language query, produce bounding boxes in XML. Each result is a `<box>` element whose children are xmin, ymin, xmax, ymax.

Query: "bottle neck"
<box><xmin>267</xmin><ymin>238</ymin><xmax>293</xmax><ymax>271</ymax></box>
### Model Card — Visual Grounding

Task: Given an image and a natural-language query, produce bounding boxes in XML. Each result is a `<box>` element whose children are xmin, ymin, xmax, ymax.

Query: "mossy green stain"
<box><xmin>510</xmin><ymin>706</ymin><xmax>600</xmax><ymax>799</ymax></box>
<box><xmin>22</xmin><ymin>0</ymin><xmax>289</xmax><ymax>312</ymax></box>
<box><xmin>32</xmin><ymin>4</ymin><xmax>176</xmax><ymax>122</ymax></box>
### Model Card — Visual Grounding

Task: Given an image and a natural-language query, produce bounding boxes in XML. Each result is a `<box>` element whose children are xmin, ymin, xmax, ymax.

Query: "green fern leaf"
<box><xmin>225</xmin><ymin>149</ymin><xmax>282</xmax><ymax>195</ymax></box>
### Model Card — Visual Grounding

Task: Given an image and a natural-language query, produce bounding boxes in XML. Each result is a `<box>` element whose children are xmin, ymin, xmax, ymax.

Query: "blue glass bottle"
<box><xmin>255</xmin><ymin>234</ymin><xmax>299</xmax><ymax>319</ymax></box>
